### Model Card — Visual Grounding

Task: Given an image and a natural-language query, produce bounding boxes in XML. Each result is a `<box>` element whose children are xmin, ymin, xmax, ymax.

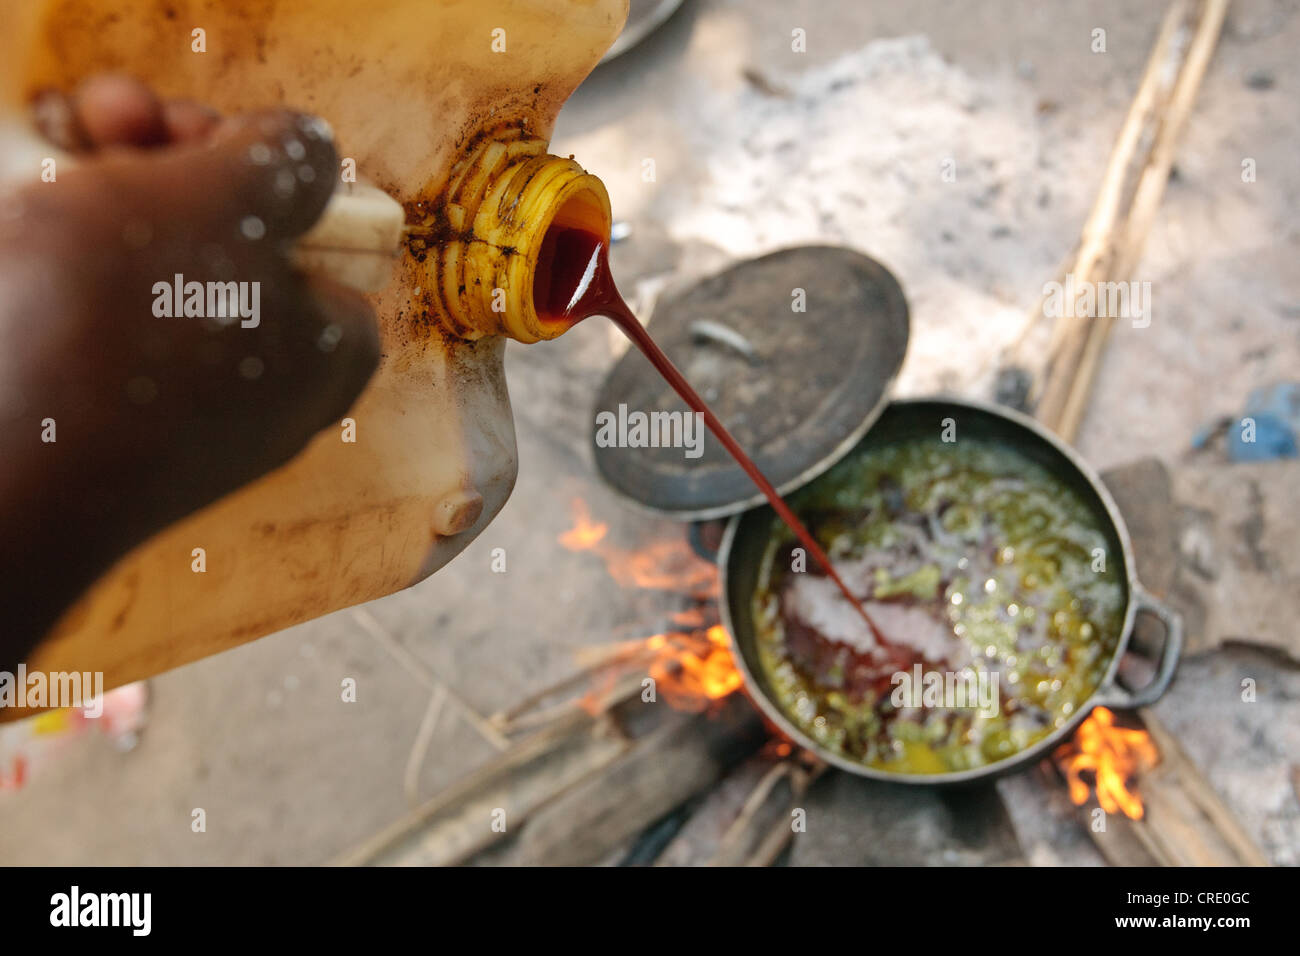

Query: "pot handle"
<box><xmin>1093</xmin><ymin>584</ymin><xmax>1183</xmax><ymax>710</ymax></box>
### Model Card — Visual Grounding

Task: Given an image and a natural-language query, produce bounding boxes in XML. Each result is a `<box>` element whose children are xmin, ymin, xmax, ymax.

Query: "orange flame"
<box><xmin>558</xmin><ymin>500</ymin><xmax>608</xmax><ymax>551</ymax></box>
<box><xmin>648</xmin><ymin>625</ymin><xmax>744</xmax><ymax>711</ymax></box>
<box><xmin>1054</xmin><ymin>706</ymin><xmax>1158</xmax><ymax>820</ymax></box>
<box><xmin>560</xmin><ymin>498</ymin><xmax>740</xmax><ymax>712</ymax></box>
<box><xmin>560</xmin><ymin>498</ymin><xmax>717</xmax><ymax>596</ymax></box>
<box><xmin>765</xmin><ymin>739</ymin><xmax>795</xmax><ymax>759</ymax></box>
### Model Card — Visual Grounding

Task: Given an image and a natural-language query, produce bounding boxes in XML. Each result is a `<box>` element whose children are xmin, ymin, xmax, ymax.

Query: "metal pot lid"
<box><xmin>591</xmin><ymin>245</ymin><xmax>909</xmax><ymax>520</ymax></box>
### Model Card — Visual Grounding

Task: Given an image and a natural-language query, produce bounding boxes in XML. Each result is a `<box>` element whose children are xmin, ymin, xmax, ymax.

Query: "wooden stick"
<box><xmin>352</xmin><ymin>607</ymin><xmax>510</xmax><ymax>751</ymax></box>
<box><xmin>488</xmin><ymin>641</ymin><xmax>658</xmax><ymax>732</ymax></box>
<box><xmin>1026</xmin><ymin>0</ymin><xmax>1271</xmax><ymax>868</ymax></box>
<box><xmin>743</xmin><ymin>762</ymin><xmax>828</xmax><ymax>867</ymax></box>
<box><xmin>707</xmin><ymin>757</ymin><xmax>827</xmax><ymax>867</ymax></box>
<box><xmin>508</xmin><ymin>694</ymin><xmax>767</xmax><ymax>866</ymax></box>
<box><xmin>492</xmin><ymin>668</ymin><xmax>648</xmax><ymax>736</ymax></box>
<box><xmin>1034</xmin><ymin>0</ymin><xmax>1228</xmax><ymax>439</ymax></box>
<box><xmin>1030</xmin><ymin>1</ymin><xmax>1189</xmax><ymax>406</ymax></box>
<box><xmin>331</xmin><ymin>704</ymin><xmax>628</xmax><ymax>866</ymax></box>
<box><xmin>1054</xmin><ymin>0</ymin><xmax>1230</xmax><ymax>440</ymax></box>
<box><xmin>1128</xmin><ymin>711</ymin><xmax>1271</xmax><ymax>866</ymax></box>
<box><xmin>402</xmin><ymin>684</ymin><xmax>448</xmax><ymax>808</ymax></box>
<box><xmin>708</xmin><ymin>760</ymin><xmax>794</xmax><ymax>865</ymax></box>
<box><xmin>1065</xmin><ymin>717</ymin><xmax>1270</xmax><ymax>867</ymax></box>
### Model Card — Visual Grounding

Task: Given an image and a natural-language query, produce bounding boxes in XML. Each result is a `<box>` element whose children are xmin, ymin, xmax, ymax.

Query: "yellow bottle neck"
<box><xmin>419</xmin><ymin>131</ymin><xmax>611</xmax><ymax>344</ymax></box>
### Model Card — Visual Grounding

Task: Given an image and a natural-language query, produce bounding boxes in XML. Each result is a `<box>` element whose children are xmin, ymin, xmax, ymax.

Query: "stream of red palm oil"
<box><xmin>534</xmin><ymin>225</ymin><xmax>889</xmax><ymax>645</ymax></box>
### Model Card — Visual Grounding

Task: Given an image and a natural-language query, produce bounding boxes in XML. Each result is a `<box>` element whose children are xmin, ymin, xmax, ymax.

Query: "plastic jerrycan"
<box><xmin>2</xmin><ymin>0</ymin><xmax>626</xmax><ymax>698</ymax></box>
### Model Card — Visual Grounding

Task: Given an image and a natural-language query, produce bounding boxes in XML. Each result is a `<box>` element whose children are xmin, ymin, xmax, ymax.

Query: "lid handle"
<box><xmin>689</xmin><ymin>319</ymin><xmax>760</xmax><ymax>365</ymax></box>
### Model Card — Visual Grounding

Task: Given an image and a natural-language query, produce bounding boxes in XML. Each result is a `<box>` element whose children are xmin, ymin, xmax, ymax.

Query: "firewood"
<box><xmin>1065</xmin><ymin>712</ymin><xmax>1269</xmax><ymax>868</ymax></box>
<box><xmin>488</xmin><ymin>640</ymin><xmax>657</xmax><ymax>732</ymax></box>
<box><xmin>491</xmin><ymin>668</ymin><xmax>650</xmax><ymax>736</ymax></box>
<box><xmin>1030</xmin><ymin>0</ymin><xmax>1229</xmax><ymax>439</ymax></box>
<box><xmin>331</xmin><ymin>706</ymin><xmax>628</xmax><ymax>866</ymax></box>
<box><xmin>1084</xmin><ymin>465</ymin><xmax>1272</xmax><ymax>866</ymax></box>
<box><xmin>1128</xmin><ymin>712</ymin><xmax>1270</xmax><ymax>866</ymax></box>
<box><xmin>1019</xmin><ymin>0</ymin><xmax>1269</xmax><ymax>868</ymax></box>
<box><xmin>352</xmin><ymin>608</ymin><xmax>510</xmax><ymax>751</ymax></box>
<box><xmin>508</xmin><ymin>694</ymin><xmax>766</xmax><ymax>865</ymax></box>
<box><xmin>706</xmin><ymin>758</ymin><xmax>827</xmax><ymax>867</ymax></box>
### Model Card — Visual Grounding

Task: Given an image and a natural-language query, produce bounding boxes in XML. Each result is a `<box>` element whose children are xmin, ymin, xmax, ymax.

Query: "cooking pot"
<box><xmin>590</xmin><ymin>246</ymin><xmax>1183</xmax><ymax>782</ymax></box>
<box><xmin>717</xmin><ymin>396</ymin><xmax>1184</xmax><ymax>783</ymax></box>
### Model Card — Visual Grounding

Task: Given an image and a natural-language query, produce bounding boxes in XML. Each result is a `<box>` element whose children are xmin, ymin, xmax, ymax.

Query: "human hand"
<box><xmin>0</xmin><ymin>75</ymin><xmax>381</xmax><ymax>662</ymax></box>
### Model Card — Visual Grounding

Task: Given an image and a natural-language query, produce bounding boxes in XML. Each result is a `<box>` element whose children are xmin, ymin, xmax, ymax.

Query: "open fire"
<box><xmin>1053</xmin><ymin>706</ymin><xmax>1158</xmax><ymax>820</ymax></box>
<box><xmin>559</xmin><ymin>499</ymin><xmax>741</xmax><ymax>712</ymax></box>
<box><xmin>560</xmin><ymin>499</ymin><xmax>1162</xmax><ymax>826</ymax></box>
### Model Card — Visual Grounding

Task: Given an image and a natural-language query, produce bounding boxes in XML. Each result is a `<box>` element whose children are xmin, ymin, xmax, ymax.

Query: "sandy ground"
<box><xmin>2</xmin><ymin>0</ymin><xmax>1296</xmax><ymax>864</ymax></box>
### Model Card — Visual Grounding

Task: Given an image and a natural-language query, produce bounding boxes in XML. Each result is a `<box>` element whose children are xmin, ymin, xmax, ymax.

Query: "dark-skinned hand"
<box><xmin>0</xmin><ymin>75</ymin><xmax>381</xmax><ymax>667</ymax></box>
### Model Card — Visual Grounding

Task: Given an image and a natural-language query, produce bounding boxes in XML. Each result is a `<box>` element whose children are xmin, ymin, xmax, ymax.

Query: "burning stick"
<box><xmin>1053</xmin><ymin>706</ymin><xmax>1158</xmax><ymax>820</ymax></box>
<box><xmin>492</xmin><ymin>617</ymin><xmax>743</xmax><ymax>734</ymax></box>
<box><xmin>491</xmin><ymin>500</ymin><xmax>743</xmax><ymax>736</ymax></box>
<box><xmin>642</xmin><ymin>625</ymin><xmax>744</xmax><ymax>712</ymax></box>
<box><xmin>492</xmin><ymin>669</ymin><xmax>647</xmax><ymax>736</ymax></box>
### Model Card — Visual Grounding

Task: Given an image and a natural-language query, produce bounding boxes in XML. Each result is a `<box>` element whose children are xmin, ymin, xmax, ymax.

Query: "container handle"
<box><xmin>1094</xmin><ymin>584</ymin><xmax>1183</xmax><ymax>710</ymax></box>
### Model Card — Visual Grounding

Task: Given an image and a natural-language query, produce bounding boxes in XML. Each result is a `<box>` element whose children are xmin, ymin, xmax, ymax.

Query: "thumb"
<box><xmin>270</xmin><ymin>272</ymin><xmax>383</xmax><ymax>435</ymax></box>
<box><xmin>104</xmin><ymin>109</ymin><xmax>341</xmax><ymax>250</ymax></box>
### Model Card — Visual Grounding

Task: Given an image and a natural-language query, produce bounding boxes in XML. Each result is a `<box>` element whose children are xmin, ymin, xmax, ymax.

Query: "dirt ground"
<box><xmin>2</xmin><ymin>0</ymin><xmax>1296</xmax><ymax>864</ymax></box>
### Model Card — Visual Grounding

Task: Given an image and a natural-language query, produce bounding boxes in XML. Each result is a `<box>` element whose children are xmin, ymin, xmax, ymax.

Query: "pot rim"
<box><xmin>717</xmin><ymin>394</ymin><xmax>1179</xmax><ymax>785</ymax></box>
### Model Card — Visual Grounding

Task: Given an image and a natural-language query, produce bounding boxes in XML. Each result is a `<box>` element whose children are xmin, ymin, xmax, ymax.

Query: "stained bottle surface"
<box><xmin>3</xmin><ymin>0</ymin><xmax>627</xmax><ymax>704</ymax></box>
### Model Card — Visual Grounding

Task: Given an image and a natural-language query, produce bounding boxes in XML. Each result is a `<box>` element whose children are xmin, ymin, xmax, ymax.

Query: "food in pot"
<box><xmin>752</xmin><ymin>436</ymin><xmax>1125</xmax><ymax>774</ymax></box>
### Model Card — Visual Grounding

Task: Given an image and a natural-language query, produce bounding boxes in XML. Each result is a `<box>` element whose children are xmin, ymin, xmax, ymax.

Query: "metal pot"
<box><xmin>718</xmin><ymin>396</ymin><xmax>1184</xmax><ymax>784</ymax></box>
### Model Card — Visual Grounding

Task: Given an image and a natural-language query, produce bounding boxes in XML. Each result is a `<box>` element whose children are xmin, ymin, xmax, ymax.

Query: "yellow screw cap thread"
<box><xmin>432</xmin><ymin>137</ymin><xmax>611</xmax><ymax>343</ymax></box>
